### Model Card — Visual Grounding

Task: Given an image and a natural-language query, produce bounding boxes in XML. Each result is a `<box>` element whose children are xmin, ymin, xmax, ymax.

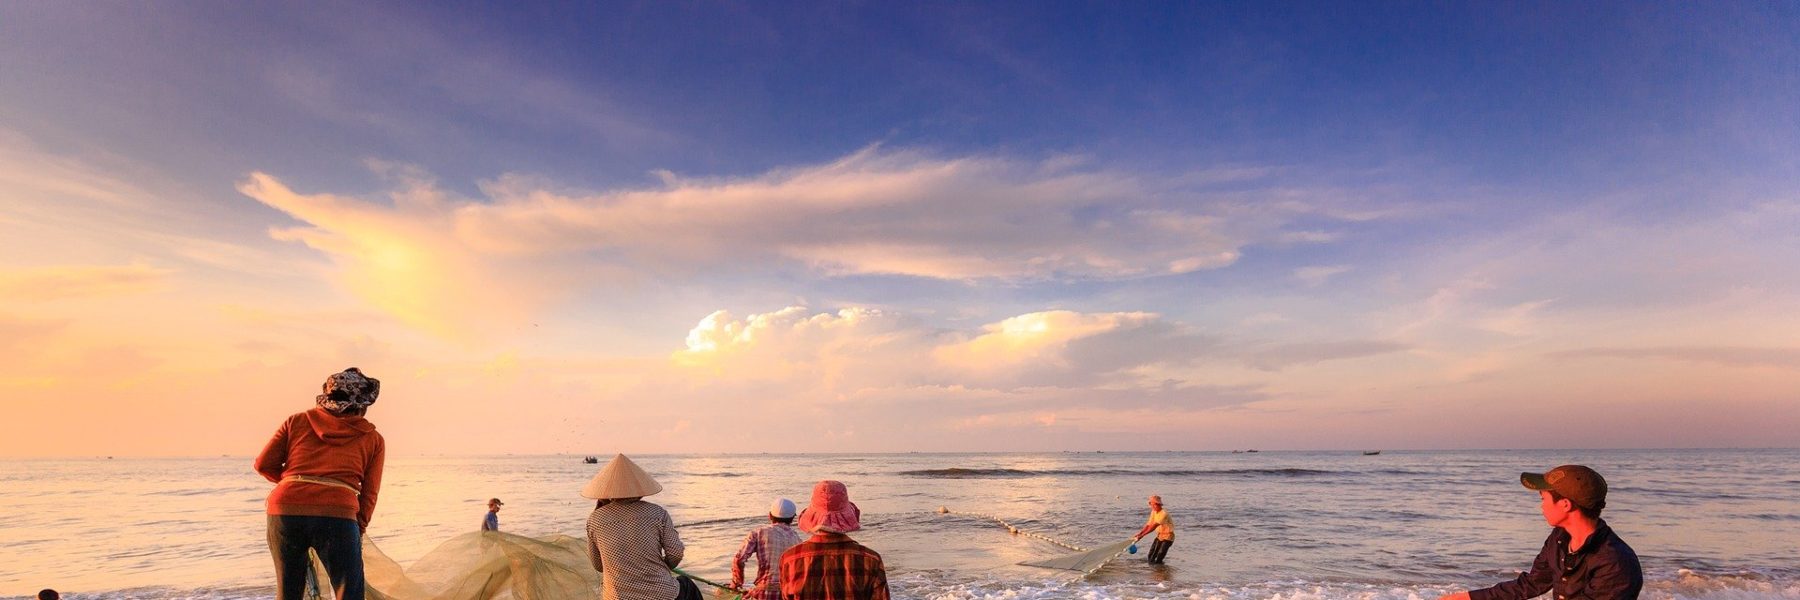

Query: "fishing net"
<box><xmin>938</xmin><ymin>507</ymin><xmax>1137</xmax><ymax>576</ymax></box>
<box><xmin>1017</xmin><ymin>537</ymin><xmax>1139</xmax><ymax>574</ymax></box>
<box><xmin>306</xmin><ymin>531</ymin><xmax>600</xmax><ymax>600</ymax></box>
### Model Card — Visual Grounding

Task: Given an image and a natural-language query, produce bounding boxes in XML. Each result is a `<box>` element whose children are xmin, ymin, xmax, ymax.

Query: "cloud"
<box><xmin>0</xmin><ymin>314</ymin><xmax>69</xmax><ymax>358</ymax></box>
<box><xmin>0</xmin><ymin>130</ymin><xmax>159</xmax><ymax>211</ymax></box>
<box><xmin>1550</xmin><ymin>346</ymin><xmax>1800</xmax><ymax>369</ymax></box>
<box><xmin>238</xmin><ymin>172</ymin><xmax>586</xmax><ymax>339</ymax></box>
<box><xmin>1279</xmin><ymin>230</ymin><xmax>1344</xmax><ymax>244</ymax></box>
<box><xmin>1365</xmin><ymin>199</ymin><xmax>1800</xmax><ymax>385</ymax></box>
<box><xmin>935</xmin><ymin>311</ymin><xmax>1161</xmax><ymax>368</ymax></box>
<box><xmin>1293</xmin><ymin>265</ymin><xmax>1351</xmax><ymax>287</ymax></box>
<box><xmin>1245</xmin><ymin>340</ymin><xmax>1411</xmax><ymax>371</ymax></box>
<box><xmin>0</xmin><ymin>131</ymin><xmax>299</xmax><ymax>278</ymax></box>
<box><xmin>241</xmin><ymin>148</ymin><xmax>1396</xmax><ymax>336</ymax></box>
<box><xmin>934</xmin><ymin>311</ymin><xmax>1216</xmax><ymax>388</ymax></box>
<box><xmin>257</xmin><ymin>15</ymin><xmax>672</xmax><ymax>150</ymax></box>
<box><xmin>453</xmin><ymin>147</ymin><xmax>1269</xmax><ymax>280</ymax></box>
<box><xmin>672</xmin><ymin>306</ymin><xmax>936</xmax><ymax>391</ymax></box>
<box><xmin>676</xmin><ymin>306</ymin><xmax>1221</xmax><ymax>393</ymax></box>
<box><xmin>0</xmin><ymin>263</ymin><xmax>172</xmax><ymax>302</ymax></box>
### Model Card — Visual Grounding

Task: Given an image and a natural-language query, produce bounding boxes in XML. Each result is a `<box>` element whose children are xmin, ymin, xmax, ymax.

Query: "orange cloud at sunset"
<box><xmin>1</xmin><ymin>136</ymin><xmax>1797</xmax><ymax>457</ymax></box>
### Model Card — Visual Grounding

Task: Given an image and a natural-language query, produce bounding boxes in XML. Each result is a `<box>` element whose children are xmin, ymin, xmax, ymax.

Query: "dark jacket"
<box><xmin>1470</xmin><ymin>520</ymin><xmax>1642</xmax><ymax>600</ymax></box>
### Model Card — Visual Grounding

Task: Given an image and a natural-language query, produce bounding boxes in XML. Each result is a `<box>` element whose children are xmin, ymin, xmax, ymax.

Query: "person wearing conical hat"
<box><xmin>779</xmin><ymin>480</ymin><xmax>889</xmax><ymax>600</ymax></box>
<box><xmin>582</xmin><ymin>454</ymin><xmax>702</xmax><ymax>600</ymax></box>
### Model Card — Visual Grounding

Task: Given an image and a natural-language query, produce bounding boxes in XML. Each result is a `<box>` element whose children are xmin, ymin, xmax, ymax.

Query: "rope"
<box><xmin>934</xmin><ymin>506</ymin><xmax>1089</xmax><ymax>552</ymax></box>
<box><xmin>672</xmin><ymin>567</ymin><xmax>744</xmax><ymax>599</ymax></box>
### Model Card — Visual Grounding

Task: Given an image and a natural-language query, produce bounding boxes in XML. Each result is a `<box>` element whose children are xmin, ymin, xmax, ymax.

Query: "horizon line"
<box><xmin>5</xmin><ymin>446</ymin><xmax>1795</xmax><ymax>461</ymax></box>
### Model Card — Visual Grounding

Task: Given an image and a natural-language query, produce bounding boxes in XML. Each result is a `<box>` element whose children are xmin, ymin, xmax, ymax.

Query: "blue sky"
<box><xmin>10</xmin><ymin>3</ymin><xmax>1794</xmax><ymax>188</ymax></box>
<box><xmin>1</xmin><ymin>3</ymin><xmax>1797</xmax><ymax>455</ymax></box>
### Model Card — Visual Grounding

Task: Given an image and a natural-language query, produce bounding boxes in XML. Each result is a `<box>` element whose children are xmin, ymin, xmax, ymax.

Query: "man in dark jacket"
<box><xmin>1439</xmin><ymin>465</ymin><xmax>1642</xmax><ymax>600</ymax></box>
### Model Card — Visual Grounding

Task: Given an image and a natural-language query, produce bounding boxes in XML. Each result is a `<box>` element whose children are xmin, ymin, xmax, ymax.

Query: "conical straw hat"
<box><xmin>581</xmin><ymin>454</ymin><xmax>663</xmax><ymax>499</ymax></box>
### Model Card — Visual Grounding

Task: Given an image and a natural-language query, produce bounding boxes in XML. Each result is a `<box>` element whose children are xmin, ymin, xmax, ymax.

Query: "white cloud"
<box><xmin>238</xmin><ymin>172</ymin><xmax>587</xmax><ymax>339</ymax></box>
<box><xmin>452</xmin><ymin>147</ymin><xmax>1271</xmax><ymax>280</ymax></box>
<box><xmin>1244</xmin><ymin>340</ymin><xmax>1411</xmax><ymax>371</ymax></box>
<box><xmin>240</xmin><ymin>148</ymin><xmax>1394</xmax><ymax>336</ymax></box>
<box><xmin>1293</xmin><ymin>265</ymin><xmax>1352</xmax><ymax>287</ymax></box>
<box><xmin>674</xmin><ymin>306</ymin><xmax>1225</xmax><ymax>394</ymax></box>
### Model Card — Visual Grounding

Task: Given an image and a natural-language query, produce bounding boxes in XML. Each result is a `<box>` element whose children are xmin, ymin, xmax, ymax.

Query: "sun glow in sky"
<box><xmin>2</xmin><ymin>3</ymin><xmax>1797</xmax><ymax>456</ymax></box>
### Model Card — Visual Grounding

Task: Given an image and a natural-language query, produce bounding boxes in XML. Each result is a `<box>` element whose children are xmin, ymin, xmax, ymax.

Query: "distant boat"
<box><xmin>1363</xmin><ymin>450</ymin><xmax>1382</xmax><ymax>456</ymax></box>
<box><xmin>1231</xmin><ymin>450</ymin><xmax>1244</xmax><ymax>454</ymax></box>
<box><xmin>1245</xmin><ymin>449</ymin><xmax>1259</xmax><ymax>453</ymax></box>
<box><xmin>583</xmin><ymin>456</ymin><xmax>599</xmax><ymax>464</ymax></box>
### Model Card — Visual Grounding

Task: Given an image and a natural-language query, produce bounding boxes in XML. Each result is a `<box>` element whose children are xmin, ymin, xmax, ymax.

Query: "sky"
<box><xmin>1</xmin><ymin>3</ymin><xmax>1796</xmax><ymax>456</ymax></box>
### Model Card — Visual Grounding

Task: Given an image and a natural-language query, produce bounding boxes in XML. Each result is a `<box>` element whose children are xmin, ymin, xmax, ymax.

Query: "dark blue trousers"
<box><xmin>268</xmin><ymin>515</ymin><xmax>363</xmax><ymax>600</ymax></box>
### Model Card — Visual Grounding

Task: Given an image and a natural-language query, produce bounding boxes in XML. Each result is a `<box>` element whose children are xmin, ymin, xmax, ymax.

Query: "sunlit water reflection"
<box><xmin>2</xmin><ymin>449</ymin><xmax>1796</xmax><ymax>599</ymax></box>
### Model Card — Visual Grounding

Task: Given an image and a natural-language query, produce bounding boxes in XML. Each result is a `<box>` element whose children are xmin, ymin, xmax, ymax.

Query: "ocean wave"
<box><xmin>43</xmin><ymin>569</ymin><xmax>1800</xmax><ymax>600</ymax></box>
<box><xmin>1740</xmin><ymin>513</ymin><xmax>1800</xmax><ymax>522</ymax></box>
<box><xmin>1613</xmin><ymin>487</ymin><xmax>1758</xmax><ymax>502</ymax></box>
<box><xmin>146</xmin><ymin>486</ymin><xmax>262</xmax><ymax>497</ymax></box>
<box><xmin>1647</xmin><ymin>570</ymin><xmax>1800</xmax><ymax>600</ymax></box>
<box><xmin>677</xmin><ymin>515</ymin><xmax>760</xmax><ymax>528</ymax></box>
<box><xmin>883</xmin><ymin>571</ymin><xmax>1800</xmax><ymax>600</ymax></box>
<box><xmin>898</xmin><ymin>467</ymin><xmax>1415</xmax><ymax>479</ymax></box>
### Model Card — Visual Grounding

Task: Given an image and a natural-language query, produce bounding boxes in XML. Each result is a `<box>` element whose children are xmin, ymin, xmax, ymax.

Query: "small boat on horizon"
<box><xmin>582</xmin><ymin>456</ymin><xmax>599</xmax><ymax>464</ymax></box>
<box><xmin>1363</xmin><ymin>450</ymin><xmax>1381</xmax><ymax>455</ymax></box>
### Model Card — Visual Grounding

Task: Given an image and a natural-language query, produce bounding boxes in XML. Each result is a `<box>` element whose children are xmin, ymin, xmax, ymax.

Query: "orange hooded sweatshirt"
<box><xmin>254</xmin><ymin>408</ymin><xmax>386</xmax><ymax>529</ymax></box>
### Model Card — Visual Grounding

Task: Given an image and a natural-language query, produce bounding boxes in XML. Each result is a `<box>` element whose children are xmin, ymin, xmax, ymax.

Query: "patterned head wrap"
<box><xmin>317</xmin><ymin>367</ymin><xmax>380</xmax><ymax>413</ymax></box>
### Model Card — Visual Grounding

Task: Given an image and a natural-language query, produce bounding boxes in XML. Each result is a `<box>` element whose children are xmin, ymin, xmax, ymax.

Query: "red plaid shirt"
<box><xmin>733</xmin><ymin>522</ymin><xmax>804</xmax><ymax>600</ymax></box>
<box><xmin>778</xmin><ymin>532</ymin><xmax>890</xmax><ymax>600</ymax></box>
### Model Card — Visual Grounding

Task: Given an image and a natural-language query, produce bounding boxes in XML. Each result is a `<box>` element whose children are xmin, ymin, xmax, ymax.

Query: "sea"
<box><xmin>3</xmin><ymin>449</ymin><xmax>1797</xmax><ymax>600</ymax></box>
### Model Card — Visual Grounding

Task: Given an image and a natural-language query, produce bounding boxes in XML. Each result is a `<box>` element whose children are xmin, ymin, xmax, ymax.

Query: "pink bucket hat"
<box><xmin>797</xmin><ymin>480</ymin><xmax>861</xmax><ymax>534</ymax></box>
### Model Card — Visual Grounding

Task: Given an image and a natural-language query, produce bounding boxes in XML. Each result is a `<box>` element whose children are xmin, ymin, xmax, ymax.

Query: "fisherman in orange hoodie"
<box><xmin>255</xmin><ymin>368</ymin><xmax>386</xmax><ymax>600</ymax></box>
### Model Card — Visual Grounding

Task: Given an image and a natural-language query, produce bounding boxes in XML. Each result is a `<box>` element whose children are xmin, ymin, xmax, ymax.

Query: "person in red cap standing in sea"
<box><xmin>1438</xmin><ymin>464</ymin><xmax>1643</xmax><ymax>600</ymax></box>
<box><xmin>779</xmin><ymin>480</ymin><xmax>890</xmax><ymax>600</ymax></box>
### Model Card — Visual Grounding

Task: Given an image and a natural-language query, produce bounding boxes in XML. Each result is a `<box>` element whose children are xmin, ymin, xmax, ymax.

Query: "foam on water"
<box><xmin>45</xmin><ymin>573</ymin><xmax>1800</xmax><ymax>600</ymax></box>
<box><xmin>5</xmin><ymin>450</ymin><xmax>1797</xmax><ymax>599</ymax></box>
<box><xmin>897</xmin><ymin>572</ymin><xmax>1800</xmax><ymax>600</ymax></box>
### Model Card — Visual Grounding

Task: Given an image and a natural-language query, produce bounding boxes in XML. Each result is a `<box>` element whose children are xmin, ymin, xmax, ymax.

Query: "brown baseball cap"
<box><xmin>1521</xmin><ymin>464</ymin><xmax>1606</xmax><ymax>511</ymax></box>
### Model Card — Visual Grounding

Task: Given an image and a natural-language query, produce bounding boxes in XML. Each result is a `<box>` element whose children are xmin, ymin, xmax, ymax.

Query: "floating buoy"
<box><xmin>936</xmin><ymin>506</ymin><xmax>948</xmax><ymax>514</ymax></box>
